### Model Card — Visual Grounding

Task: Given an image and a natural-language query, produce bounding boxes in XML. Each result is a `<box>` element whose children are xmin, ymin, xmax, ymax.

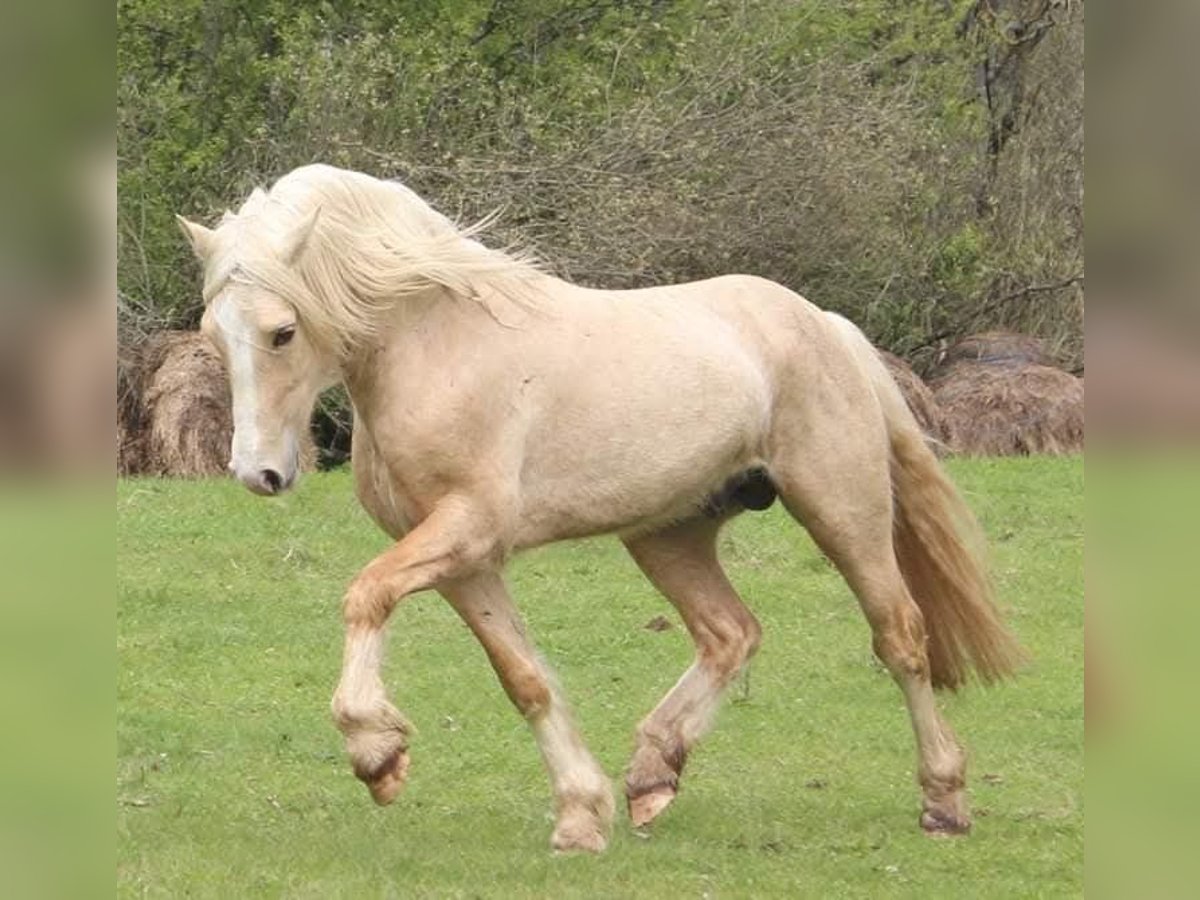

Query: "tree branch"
<box><xmin>904</xmin><ymin>273</ymin><xmax>1083</xmax><ymax>355</ymax></box>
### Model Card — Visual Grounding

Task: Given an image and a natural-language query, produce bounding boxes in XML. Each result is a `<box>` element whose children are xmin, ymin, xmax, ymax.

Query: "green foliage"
<box><xmin>117</xmin><ymin>457</ymin><xmax>1083</xmax><ymax>895</ymax></box>
<box><xmin>119</xmin><ymin>0</ymin><xmax>1082</xmax><ymax>366</ymax></box>
<box><xmin>932</xmin><ymin>223</ymin><xmax>988</xmax><ymax>298</ymax></box>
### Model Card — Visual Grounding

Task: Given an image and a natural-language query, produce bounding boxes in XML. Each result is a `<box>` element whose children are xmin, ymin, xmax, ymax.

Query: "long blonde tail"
<box><xmin>826</xmin><ymin>314</ymin><xmax>1025</xmax><ymax>689</ymax></box>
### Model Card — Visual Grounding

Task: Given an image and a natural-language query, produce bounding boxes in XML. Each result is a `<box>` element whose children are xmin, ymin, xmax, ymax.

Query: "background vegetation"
<box><xmin>118</xmin><ymin>457</ymin><xmax>1083</xmax><ymax>897</ymax></box>
<box><xmin>118</xmin><ymin>0</ymin><xmax>1083</xmax><ymax>372</ymax></box>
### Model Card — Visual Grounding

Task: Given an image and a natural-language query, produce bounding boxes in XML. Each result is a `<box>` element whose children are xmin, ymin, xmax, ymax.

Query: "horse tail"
<box><xmin>825</xmin><ymin>313</ymin><xmax>1026</xmax><ymax>689</ymax></box>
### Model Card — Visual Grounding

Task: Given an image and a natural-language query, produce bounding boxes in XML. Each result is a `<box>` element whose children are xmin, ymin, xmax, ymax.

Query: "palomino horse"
<box><xmin>178</xmin><ymin>164</ymin><xmax>1022</xmax><ymax>852</ymax></box>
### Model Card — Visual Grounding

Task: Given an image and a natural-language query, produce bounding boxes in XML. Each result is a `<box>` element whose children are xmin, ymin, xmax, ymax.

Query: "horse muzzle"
<box><xmin>232</xmin><ymin>462</ymin><xmax>297</xmax><ymax>496</ymax></box>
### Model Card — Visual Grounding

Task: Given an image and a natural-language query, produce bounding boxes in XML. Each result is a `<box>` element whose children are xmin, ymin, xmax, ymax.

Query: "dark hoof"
<box><xmin>921</xmin><ymin>809</ymin><xmax>971</xmax><ymax>836</ymax></box>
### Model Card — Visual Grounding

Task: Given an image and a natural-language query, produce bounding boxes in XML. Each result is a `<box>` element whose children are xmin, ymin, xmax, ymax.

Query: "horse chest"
<box><xmin>349</xmin><ymin>422</ymin><xmax>430</xmax><ymax>539</ymax></box>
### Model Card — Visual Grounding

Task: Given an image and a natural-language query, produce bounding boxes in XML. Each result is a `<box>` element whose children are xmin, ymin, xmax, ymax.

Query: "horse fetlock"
<box><xmin>333</xmin><ymin>697</ymin><xmax>412</xmax><ymax>804</ymax></box>
<box><xmin>627</xmin><ymin>737</ymin><xmax>685</xmax><ymax>790</ymax></box>
<box><xmin>331</xmin><ymin>691</ymin><xmax>410</xmax><ymax>735</ymax></box>
<box><xmin>554</xmin><ymin>762</ymin><xmax>613</xmax><ymax>814</ymax></box>
<box><xmin>917</xmin><ymin>741</ymin><xmax>966</xmax><ymax>798</ymax></box>
<box><xmin>344</xmin><ymin>721</ymin><xmax>408</xmax><ymax>768</ymax></box>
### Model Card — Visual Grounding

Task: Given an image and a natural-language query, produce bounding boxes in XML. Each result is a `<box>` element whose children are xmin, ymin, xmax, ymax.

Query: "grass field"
<box><xmin>117</xmin><ymin>457</ymin><xmax>1083</xmax><ymax>898</ymax></box>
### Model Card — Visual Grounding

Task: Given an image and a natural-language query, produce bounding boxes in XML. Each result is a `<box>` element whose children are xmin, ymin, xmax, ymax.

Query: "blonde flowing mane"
<box><xmin>200</xmin><ymin>164</ymin><xmax>540</xmax><ymax>358</ymax></box>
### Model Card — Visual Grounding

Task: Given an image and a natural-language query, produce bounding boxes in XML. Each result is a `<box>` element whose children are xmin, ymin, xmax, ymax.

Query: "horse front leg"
<box><xmin>441</xmin><ymin>573</ymin><xmax>614</xmax><ymax>852</ymax></box>
<box><xmin>330</xmin><ymin>498</ymin><xmax>501</xmax><ymax>805</ymax></box>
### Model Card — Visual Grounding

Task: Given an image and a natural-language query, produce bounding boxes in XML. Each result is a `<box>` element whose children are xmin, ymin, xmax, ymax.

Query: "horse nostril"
<box><xmin>261</xmin><ymin>469</ymin><xmax>283</xmax><ymax>493</ymax></box>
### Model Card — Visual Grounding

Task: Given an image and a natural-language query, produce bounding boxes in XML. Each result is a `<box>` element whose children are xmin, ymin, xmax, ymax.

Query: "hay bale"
<box><xmin>117</xmin><ymin>418</ymin><xmax>141</xmax><ymax>476</ymax></box>
<box><xmin>933</xmin><ymin>331</ymin><xmax>1053</xmax><ymax>377</ymax></box>
<box><xmin>118</xmin><ymin>345</ymin><xmax>145</xmax><ymax>476</ymax></box>
<box><xmin>126</xmin><ymin>331</ymin><xmax>234</xmax><ymax>476</ymax></box>
<box><xmin>931</xmin><ymin>362</ymin><xmax>1084</xmax><ymax>456</ymax></box>
<box><xmin>879</xmin><ymin>350</ymin><xmax>951</xmax><ymax>448</ymax></box>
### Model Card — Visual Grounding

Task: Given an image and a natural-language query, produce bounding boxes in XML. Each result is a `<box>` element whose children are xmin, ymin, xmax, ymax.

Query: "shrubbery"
<box><xmin>119</xmin><ymin>0</ymin><xmax>1082</xmax><ymax>410</ymax></box>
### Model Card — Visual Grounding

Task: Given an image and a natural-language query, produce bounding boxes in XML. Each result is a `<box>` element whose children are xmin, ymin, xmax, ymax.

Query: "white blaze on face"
<box><xmin>208</xmin><ymin>292</ymin><xmax>305</xmax><ymax>497</ymax></box>
<box><xmin>213</xmin><ymin>295</ymin><xmax>262</xmax><ymax>473</ymax></box>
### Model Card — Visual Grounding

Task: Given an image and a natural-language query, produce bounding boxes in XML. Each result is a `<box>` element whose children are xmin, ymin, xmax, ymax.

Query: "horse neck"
<box><xmin>338</xmin><ymin>282</ymin><xmax>433</xmax><ymax>396</ymax></box>
<box><xmin>337</xmin><ymin>270</ymin><xmax>555</xmax><ymax>426</ymax></box>
<box><xmin>337</xmin><ymin>280</ymin><xmax>497</xmax><ymax>431</ymax></box>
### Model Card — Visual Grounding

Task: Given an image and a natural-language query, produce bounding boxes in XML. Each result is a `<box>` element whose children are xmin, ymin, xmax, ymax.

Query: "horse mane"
<box><xmin>202</xmin><ymin>164</ymin><xmax>542</xmax><ymax>358</ymax></box>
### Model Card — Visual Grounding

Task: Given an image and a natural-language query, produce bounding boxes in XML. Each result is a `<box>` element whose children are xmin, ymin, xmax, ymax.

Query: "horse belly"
<box><xmin>513</xmin><ymin>361</ymin><xmax>770</xmax><ymax>546</ymax></box>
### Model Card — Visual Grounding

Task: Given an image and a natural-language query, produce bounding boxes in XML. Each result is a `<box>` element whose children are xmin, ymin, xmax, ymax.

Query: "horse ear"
<box><xmin>281</xmin><ymin>206</ymin><xmax>321</xmax><ymax>265</ymax></box>
<box><xmin>176</xmin><ymin>215</ymin><xmax>216</xmax><ymax>260</ymax></box>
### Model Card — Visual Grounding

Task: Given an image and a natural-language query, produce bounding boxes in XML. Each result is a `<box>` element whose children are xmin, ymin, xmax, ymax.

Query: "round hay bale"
<box><xmin>117</xmin><ymin>418</ymin><xmax>141</xmax><ymax>476</ymax></box>
<box><xmin>933</xmin><ymin>331</ymin><xmax>1053</xmax><ymax>377</ymax></box>
<box><xmin>931</xmin><ymin>362</ymin><xmax>1084</xmax><ymax>456</ymax></box>
<box><xmin>117</xmin><ymin>355</ymin><xmax>144</xmax><ymax>475</ymax></box>
<box><xmin>879</xmin><ymin>350</ymin><xmax>951</xmax><ymax>448</ymax></box>
<box><xmin>132</xmin><ymin>331</ymin><xmax>234</xmax><ymax>476</ymax></box>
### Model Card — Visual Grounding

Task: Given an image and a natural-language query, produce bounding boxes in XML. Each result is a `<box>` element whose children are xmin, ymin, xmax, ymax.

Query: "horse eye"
<box><xmin>272</xmin><ymin>325</ymin><xmax>296</xmax><ymax>348</ymax></box>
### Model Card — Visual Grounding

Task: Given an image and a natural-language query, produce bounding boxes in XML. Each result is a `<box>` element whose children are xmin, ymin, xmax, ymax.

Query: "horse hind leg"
<box><xmin>621</xmin><ymin>517</ymin><xmax>762</xmax><ymax>827</ymax></box>
<box><xmin>770</xmin><ymin>426</ymin><xmax>971</xmax><ymax>835</ymax></box>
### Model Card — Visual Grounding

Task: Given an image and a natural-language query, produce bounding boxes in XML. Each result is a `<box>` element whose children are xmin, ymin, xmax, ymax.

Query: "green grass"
<box><xmin>117</xmin><ymin>457</ymin><xmax>1083</xmax><ymax>898</ymax></box>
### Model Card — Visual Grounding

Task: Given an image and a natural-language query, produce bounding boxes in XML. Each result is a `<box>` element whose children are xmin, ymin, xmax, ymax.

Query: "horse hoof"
<box><xmin>365</xmin><ymin>749</ymin><xmax>410</xmax><ymax>806</ymax></box>
<box><xmin>920</xmin><ymin>808</ymin><xmax>971</xmax><ymax>836</ymax></box>
<box><xmin>551</xmin><ymin>817</ymin><xmax>609</xmax><ymax>853</ymax></box>
<box><xmin>628</xmin><ymin>785</ymin><xmax>676</xmax><ymax>828</ymax></box>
